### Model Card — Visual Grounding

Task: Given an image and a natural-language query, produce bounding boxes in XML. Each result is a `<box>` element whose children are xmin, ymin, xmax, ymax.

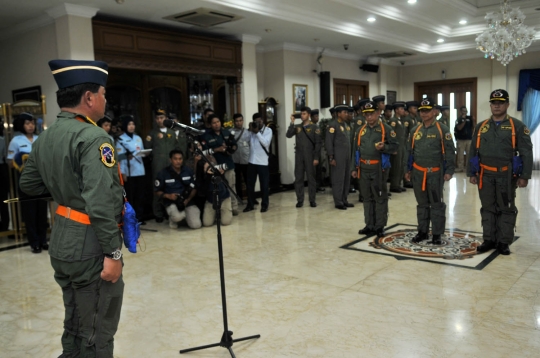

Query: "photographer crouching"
<box><xmin>154</xmin><ymin>149</ymin><xmax>202</xmax><ymax>229</ymax></box>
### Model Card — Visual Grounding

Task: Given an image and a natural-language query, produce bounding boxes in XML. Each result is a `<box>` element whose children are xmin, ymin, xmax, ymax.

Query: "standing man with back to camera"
<box><xmin>20</xmin><ymin>60</ymin><xmax>125</xmax><ymax>357</ymax></box>
<box><xmin>468</xmin><ymin>89</ymin><xmax>533</xmax><ymax>255</ymax></box>
<box><xmin>286</xmin><ymin>106</ymin><xmax>322</xmax><ymax>208</ymax></box>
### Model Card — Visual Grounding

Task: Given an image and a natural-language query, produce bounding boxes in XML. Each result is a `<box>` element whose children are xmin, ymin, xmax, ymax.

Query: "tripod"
<box><xmin>180</xmin><ymin>138</ymin><xmax>260</xmax><ymax>357</ymax></box>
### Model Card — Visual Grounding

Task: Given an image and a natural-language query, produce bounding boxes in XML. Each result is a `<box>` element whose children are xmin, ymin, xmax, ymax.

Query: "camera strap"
<box><xmin>301</xmin><ymin>125</ymin><xmax>316</xmax><ymax>148</ymax></box>
<box><xmin>234</xmin><ymin>128</ymin><xmax>245</xmax><ymax>142</ymax></box>
<box><xmin>257</xmin><ymin>126</ymin><xmax>270</xmax><ymax>156</ymax></box>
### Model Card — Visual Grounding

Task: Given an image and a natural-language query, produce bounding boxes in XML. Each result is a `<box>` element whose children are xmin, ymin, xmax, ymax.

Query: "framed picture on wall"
<box><xmin>293</xmin><ymin>84</ymin><xmax>308</xmax><ymax>112</ymax></box>
<box><xmin>12</xmin><ymin>85</ymin><xmax>42</xmax><ymax>103</ymax></box>
<box><xmin>386</xmin><ymin>90</ymin><xmax>397</xmax><ymax>105</ymax></box>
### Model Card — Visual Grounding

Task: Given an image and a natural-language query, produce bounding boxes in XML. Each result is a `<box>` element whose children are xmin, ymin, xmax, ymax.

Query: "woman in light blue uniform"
<box><xmin>116</xmin><ymin>115</ymin><xmax>146</xmax><ymax>223</ymax></box>
<box><xmin>7</xmin><ymin>113</ymin><xmax>48</xmax><ymax>253</ymax></box>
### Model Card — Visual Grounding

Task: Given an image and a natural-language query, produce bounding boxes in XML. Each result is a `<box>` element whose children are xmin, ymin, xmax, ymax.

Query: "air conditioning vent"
<box><xmin>164</xmin><ymin>8</ymin><xmax>242</xmax><ymax>27</ymax></box>
<box><xmin>376</xmin><ymin>51</ymin><xmax>415</xmax><ymax>59</ymax></box>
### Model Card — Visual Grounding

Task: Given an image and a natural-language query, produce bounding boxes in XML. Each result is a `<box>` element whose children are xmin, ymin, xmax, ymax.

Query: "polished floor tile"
<box><xmin>1</xmin><ymin>172</ymin><xmax>540</xmax><ymax>357</ymax></box>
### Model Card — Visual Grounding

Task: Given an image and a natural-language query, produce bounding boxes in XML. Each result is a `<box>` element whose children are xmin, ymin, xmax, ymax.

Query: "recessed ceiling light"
<box><xmin>437</xmin><ymin>38</ymin><xmax>445</xmax><ymax>43</ymax></box>
<box><xmin>459</xmin><ymin>19</ymin><xmax>467</xmax><ymax>25</ymax></box>
<box><xmin>367</xmin><ymin>16</ymin><xmax>376</xmax><ymax>22</ymax></box>
<box><xmin>408</xmin><ymin>0</ymin><xmax>417</xmax><ymax>4</ymax></box>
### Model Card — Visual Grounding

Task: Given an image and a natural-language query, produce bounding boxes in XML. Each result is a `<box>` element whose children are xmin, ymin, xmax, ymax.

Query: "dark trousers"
<box><xmin>21</xmin><ymin>199</ymin><xmax>48</xmax><ymax>248</ymax></box>
<box><xmin>51</xmin><ymin>257</ymin><xmax>124</xmax><ymax>358</ymax></box>
<box><xmin>125</xmin><ymin>175</ymin><xmax>145</xmax><ymax>221</ymax></box>
<box><xmin>360</xmin><ymin>168</ymin><xmax>389</xmax><ymax>230</ymax></box>
<box><xmin>247</xmin><ymin>163</ymin><xmax>269</xmax><ymax>208</ymax></box>
<box><xmin>412</xmin><ymin>168</ymin><xmax>446</xmax><ymax>235</ymax></box>
<box><xmin>0</xmin><ymin>163</ymin><xmax>10</xmax><ymax>231</ymax></box>
<box><xmin>234</xmin><ymin>163</ymin><xmax>248</xmax><ymax>198</ymax></box>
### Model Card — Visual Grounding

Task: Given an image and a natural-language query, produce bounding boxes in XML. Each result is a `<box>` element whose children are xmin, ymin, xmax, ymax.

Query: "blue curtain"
<box><xmin>518</xmin><ymin>69</ymin><xmax>540</xmax><ymax>111</ymax></box>
<box><xmin>522</xmin><ymin>88</ymin><xmax>540</xmax><ymax>134</ymax></box>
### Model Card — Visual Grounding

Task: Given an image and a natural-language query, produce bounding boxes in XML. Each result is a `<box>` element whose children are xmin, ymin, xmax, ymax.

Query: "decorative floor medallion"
<box><xmin>341</xmin><ymin>224</ymin><xmax>515</xmax><ymax>270</ymax></box>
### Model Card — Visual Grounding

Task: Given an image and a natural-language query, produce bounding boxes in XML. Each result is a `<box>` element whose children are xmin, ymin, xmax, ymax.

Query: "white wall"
<box><xmin>0</xmin><ymin>23</ymin><xmax>59</xmax><ymax>125</ymax></box>
<box><xmin>241</xmin><ymin>42</ymin><xmax>259</xmax><ymax>120</ymax></box>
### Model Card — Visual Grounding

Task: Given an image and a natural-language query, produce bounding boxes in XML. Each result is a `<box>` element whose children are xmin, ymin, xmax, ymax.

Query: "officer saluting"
<box><xmin>326</xmin><ymin>104</ymin><xmax>354</xmax><ymax>210</ymax></box>
<box><xmin>286</xmin><ymin>106</ymin><xmax>322</xmax><ymax>208</ymax></box>
<box><xmin>351</xmin><ymin>101</ymin><xmax>398</xmax><ymax>237</ymax></box>
<box><xmin>468</xmin><ymin>89</ymin><xmax>533</xmax><ymax>255</ymax></box>
<box><xmin>405</xmin><ymin>97</ymin><xmax>456</xmax><ymax>245</ymax></box>
<box><xmin>20</xmin><ymin>60</ymin><xmax>124</xmax><ymax>357</ymax></box>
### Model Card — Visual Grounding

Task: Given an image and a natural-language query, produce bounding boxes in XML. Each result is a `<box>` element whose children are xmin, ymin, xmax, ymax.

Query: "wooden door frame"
<box><xmin>333</xmin><ymin>78</ymin><xmax>370</xmax><ymax>104</ymax></box>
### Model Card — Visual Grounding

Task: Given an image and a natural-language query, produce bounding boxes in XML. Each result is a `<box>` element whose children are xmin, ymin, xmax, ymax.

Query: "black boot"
<box><xmin>432</xmin><ymin>234</ymin><xmax>442</xmax><ymax>245</ymax></box>
<box><xmin>476</xmin><ymin>240</ymin><xmax>496</xmax><ymax>253</ymax></box>
<box><xmin>376</xmin><ymin>228</ymin><xmax>385</xmax><ymax>238</ymax></box>
<box><xmin>358</xmin><ymin>227</ymin><xmax>375</xmax><ymax>235</ymax></box>
<box><xmin>411</xmin><ymin>232</ymin><xmax>428</xmax><ymax>243</ymax></box>
<box><xmin>497</xmin><ymin>242</ymin><xmax>511</xmax><ymax>255</ymax></box>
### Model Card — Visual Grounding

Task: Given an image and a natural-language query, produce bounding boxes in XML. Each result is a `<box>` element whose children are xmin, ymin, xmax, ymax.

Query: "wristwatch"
<box><xmin>104</xmin><ymin>249</ymin><xmax>122</xmax><ymax>260</ymax></box>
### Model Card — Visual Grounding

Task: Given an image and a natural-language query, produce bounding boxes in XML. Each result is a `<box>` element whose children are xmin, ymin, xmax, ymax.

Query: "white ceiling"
<box><xmin>2</xmin><ymin>0</ymin><xmax>540</xmax><ymax>66</ymax></box>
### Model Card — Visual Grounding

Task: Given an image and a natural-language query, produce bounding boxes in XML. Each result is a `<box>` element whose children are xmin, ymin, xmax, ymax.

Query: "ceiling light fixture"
<box><xmin>476</xmin><ymin>0</ymin><xmax>537</xmax><ymax>66</ymax></box>
<box><xmin>437</xmin><ymin>38</ymin><xmax>445</xmax><ymax>43</ymax></box>
<box><xmin>367</xmin><ymin>16</ymin><xmax>376</xmax><ymax>22</ymax></box>
<box><xmin>459</xmin><ymin>19</ymin><xmax>467</xmax><ymax>25</ymax></box>
<box><xmin>408</xmin><ymin>0</ymin><xmax>417</xmax><ymax>4</ymax></box>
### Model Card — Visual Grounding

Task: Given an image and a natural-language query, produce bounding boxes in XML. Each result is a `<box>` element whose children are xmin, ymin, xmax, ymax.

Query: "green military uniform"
<box><xmin>20</xmin><ymin>112</ymin><xmax>124</xmax><ymax>357</ymax></box>
<box><xmin>438</xmin><ymin>116</ymin><xmax>449</xmax><ymax>127</ymax></box>
<box><xmin>407</xmin><ymin>121</ymin><xmax>456</xmax><ymax>236</ymax></box>
<box><xmin>145</xmin><ymin>127</ymin><xmax>179</xmax><ymax>219</ymax></box>
<box><xmin>286</xmin><ymin>121</ymin><xmax>322</xmax><ymax>204</ymax></box>
<box><xmin>467</xmin><ymin>115</ymin><xmax>533</xmax><ymax>246</ymax></box>
<box><xmin>326</xmin><ymin>116</ymin><xmax>352</xmax><ymax>207</ymax></box>
<box><xmin>402</xmin><ymin>114</ymin><xmax>417</xmax><ymax>139</ymax></box>
<box><xmin>175</xmin><ymin>129</ymin><xmax>189</xmax><ymax>160</ymax></box>
<box><xmin>352</xmin><ymin>121</ymin><xmax>398</xmax><ymax>231</ymax></box>
<box><xmin>387</xmin><ymin>116</ymin><xmax>406</xmax><ymax>191</ymax></box>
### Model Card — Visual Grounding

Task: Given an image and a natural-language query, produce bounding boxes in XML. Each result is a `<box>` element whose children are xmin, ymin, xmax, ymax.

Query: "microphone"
<box><xmin>163</xmin><ymin>119</ymin><xmax>206</xmax><ymax>136</ymax></box>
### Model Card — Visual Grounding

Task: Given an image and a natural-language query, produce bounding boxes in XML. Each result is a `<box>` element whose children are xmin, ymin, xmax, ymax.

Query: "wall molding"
<box><xmin>46</xmin><ymin>3</ymin><xmax>99</xmax><ymax>19</ymax></box>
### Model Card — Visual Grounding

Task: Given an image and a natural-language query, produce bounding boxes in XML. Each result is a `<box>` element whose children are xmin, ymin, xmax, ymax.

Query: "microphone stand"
<box><xmin>180</xmin><ymin>134</ymin><xmax>259</xmax><ymax>357</ymax></box>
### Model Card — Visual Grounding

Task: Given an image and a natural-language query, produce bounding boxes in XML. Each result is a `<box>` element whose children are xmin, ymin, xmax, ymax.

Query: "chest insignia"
<box><xmin>427</xmin><ymin>134</ymin><xmax>437</xmax><ymax>139</ymax></box>
<box><xmin>405</xmin><ymin>121</ymin><xmax>409</xmax><ymax>127</ymax></box>
<box><xmin>391</xmin><ymin>122</ymin><xmax>396</xmax><ymax>127</ymax></box>
<box><xmin>296</xmin><ymin>127</ymin><xmax>301</xmax><ymax>133</ymax></box>
<box><xmin>329</xmin><ymin>127</ymin><xmax>335</xmax><ymax>134</ymax></box>
<box><xmin>357</xmin><ymin>120</ymin><xmax>363</xmax><ymax>125</ymax></box>
<box><xmin>158</xmin><ymin>133</ymin><xmax>164</xmax><ymax>139</ymax></box>
<box><xmin>340</xmin><ymin>126</ymin><xmax>344</xmax><ymax>132</ymax></box>
<box><xmin>500</xmin><ymin>125</ymin><xmax>512</xmax><ymax>130</ymax></box>
<box><xmin>167</xmin><ymin>134</ymin><xmax>172</xmax><ymax>138</ymax></box>
<box><xmin>361</xmin><ymin>128</ymin><xmax>367</xmax><ymax>136</ymax></box>
<box><xmin>415</xmin><ymin>132</ymin><xmax>423</xmax><ymax>141</ymax></box>
<box><xmin>315</xmin><ymin>129</ymin><xmax>321</xmax><ymax>134</ymax></box>
<box><xmin>480</xmin><ymin>124</ymin><xmax>490</xmax><ymax>133</ymax></box>
<box><xmin>146</xmin><ymin>135</ymin><xmax>152</xmax><ymax>142</ymax></box>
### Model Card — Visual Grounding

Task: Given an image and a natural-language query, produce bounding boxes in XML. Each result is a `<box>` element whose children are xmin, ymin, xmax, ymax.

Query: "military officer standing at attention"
<box><xmin>20</xmin><ymin>60</ymin><xmax>125</xmax><ymax>357</ymax></box>
<box><xmin>352</xmin><ymin>99</ymin><xmax>370</xmax><ymax>202</ymax></box>
<box><xmin>287</xmin><ymin>106</ymin><xmax>322</xmax><ymax>208</ymax></box>
<box><xmin>383</xmin><ymin>105</ymin><xmax>394</xmax><ymax>123</ymax></box>
<box><xmin>438</xmin><ymin>105</ymin><xmax>450</xmax><ymax>126</ymax></box>
<box><xmin>372</xmin><ymin>95</ymin><xmax>386</xmax><ymax>121</ymax></box>
<box><xmin>468</xmin><ymin>89</ymin><xmax>533</xmax><ymax>255</ymax></box>
<box><xmin>405</xmin><ymin>97</ymin><xmax>456</xmax><ymax>245</ymax></box>
<box><xmin>404</xmin><ymin>101</ymin><xmax>421</xmax><ymax>125</ymax></box>
<box><xmin>169</xmin><ymin>113</ymin><xmax>189</xmax><ymax>159</ymax></box>
<box><xmin>402</xmin><ymin>101</ymin><xmax>420</xmax><ymax>188</ymax></box>
<box><xmin>388</xmin><ymin>101</ymin><xmax>407</xmax><ymax>193</ymax></box>
<box><xmin>145</xmin><ymin>109</ymin><xmax>179</xmax><ymax>223</ymax></box>
<box><xmin>351</xmin><ymin>102</ymin><xmax>398</xmax><ymax>237</ymax></box>
<box><xmin>310</xmin><ymin>109</ymin><xmax>325</xmax><ymax>192</ymax></box>
<box><xmin>326</xmin><ymin>104</ymin><xmax>354</xmax><ymax>210</ymax></box>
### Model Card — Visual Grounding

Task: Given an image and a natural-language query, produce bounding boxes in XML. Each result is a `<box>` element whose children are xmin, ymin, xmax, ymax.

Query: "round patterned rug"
<box><xmin>369</xmin><ymin>230</ymin><xmax>482</xmax><ymax>260</ymax></box>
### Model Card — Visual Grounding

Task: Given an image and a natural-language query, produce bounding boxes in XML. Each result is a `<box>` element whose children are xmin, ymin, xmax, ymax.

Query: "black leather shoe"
<box><xmin>476</xmin><ymin>240</ymin><xmax>496</xmax><ymax>253</ymax></box>
<box><xmin>411</xmin><ymin>232</ymin><xmax>428</xmax><ymax>243</ymax></box>
<box><xmin>388</xmin><ymin>193</ymin><xmax>392</xmax><ymax>197</ymax></box>
<box><xmin>243</xmin><ymin>206</ymin><xmax>254</xmax><ymax>213</ymax></box>
<box><xmin>389</xmin><ymin>188</ymin><xmax>402</xmax><ymax>193</ymax></box>
<box><xmin>260</xmin><ymin>206</ymin><xmax>268</xmax><ymax>213</ymax></box>
<box><xmin>349</xmin><ymin>188</ymin><xmax>356</xmax><ymax>193</ymax></box>
<box><xmin>41</xmin><ymin>243</ymin><xmax>49</xmax><ymax>250</ymax></box>
<box><xmin>317</xmin><ymin>187</ymin><xmax>325</xmax><ymax>192</ymax></box>
<box><xmin>155</xmin><ymin>217</ymin><xmax>164</xmax><ymax>223</ymax></box>
<box><xmin>310</xmin><ymin>202</ymin><xmax>317</xmax><ymax>208</ymax></box>
<box><xmin>358</xmin><ymin>196</ymin><xmax>364</xmax><ymax>202</ymax></box>
<box><xmin>335</xmin><ymin>204</ymin><xmax>347</xmax><ymax>210</ymax></box>
<box><xmin>404</xmin><ymin>182</ymin><xmax>413</xmax><ymax>188</ymax></box>
<box><xmin>358</xmin><ymin>227</ymin><xmax>375</xmax><ymax>235</ymax></box>
<box><xmin>376</xmin><ymin>228</ymin><xmax>385</xmax><ymax>238</ymax></box>
<box><xmin>400</xmin><ymin>187</ymin><xmax>407</xmax><ymax>192</ymax></box>
<box><xmin>344</xmin><ymin>203</ymin><xmax>354</xmax><ymax>208</ymax></box>
<box><xmin>296</xmin><ymin>202</ymin><xmax>303</xmax><ymax>208</ymax></box>
<box><xmin>432</xmin><ymin>234</ymin><xmax>442</xmax><ymax>245</ymax></box>
<box><xmin>497</xmin><ymin>242</ymin><xmax>511</xmax><ymax>255</ymax></box>
<box><xmin>31</xmin><ymin>246</ymin><xmax>42</xmax><ymax>254</ymax></box>
<box><xmin>254</xmin><ymin>199</ymin><xmax>260</xmax><ymax>205</ymax></box>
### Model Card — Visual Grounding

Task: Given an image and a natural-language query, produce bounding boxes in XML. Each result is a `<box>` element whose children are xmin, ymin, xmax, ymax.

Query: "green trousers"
<box><xmin>359</xmin><ymin>168</ymin><xmax>389</xmax><ymax>230</ymax></box>
<box><xmin>478</xmin><ymin>173</ymin><xmax>518</xmax><ymax>245</ymax></box>
<box><xmin>412</xmin><ymin>168</ymin><xmax>446</xmax><ymax>235</ymax></box>
<box><xmin>51</xmin><ymin>257</ymin><xmax>124</xmax><ymax>358</ymax></box>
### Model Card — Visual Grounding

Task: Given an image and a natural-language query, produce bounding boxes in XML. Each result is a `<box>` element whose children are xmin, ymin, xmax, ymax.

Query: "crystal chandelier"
<box><xmin>475</xmin><ymin>0</ymin><xmax>537</xmax><ymax>66</ymax></box>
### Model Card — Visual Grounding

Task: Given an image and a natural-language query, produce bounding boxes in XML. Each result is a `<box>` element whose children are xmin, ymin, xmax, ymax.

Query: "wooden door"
<box><xmin>333</xmin><ymin>79</ymin><xmax>369</xmax><ymax>107</ymax></box>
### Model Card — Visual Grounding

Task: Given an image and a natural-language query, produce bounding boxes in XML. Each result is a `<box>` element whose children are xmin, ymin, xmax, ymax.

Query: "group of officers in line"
<box><xmin>287</xmin><ymin>90</ymin><xmax>533</xmax><ymax>256</ymax></box>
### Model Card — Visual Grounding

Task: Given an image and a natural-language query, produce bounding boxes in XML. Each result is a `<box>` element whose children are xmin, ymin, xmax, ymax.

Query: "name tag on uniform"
<box><xmin>209</xmin><ymin>139</ymin><xmax>216</xmax><ymax>143</ymax></box>
<box><xmin>20</xmin><ymin>144</ymin><xmax>28</xmax><ymax>147</ymax></box>
<box><xmin>427</xmin><ymin>134</ymin><xmax>437</xmax><ymax>139</ymax></box>
<box><xmin>182</xmin><ymin>176</ymin><xmax>191</xmax><ymax>180</ymax></box>
<box><xmin>165</xmin><ymin>179</ymin><xmax>175</xmax><ymax>183</ymax></box>
<box><xmin>501</xmin><ymin>125</ymin><xmax>512</xmax><ymax>130</ymax></box>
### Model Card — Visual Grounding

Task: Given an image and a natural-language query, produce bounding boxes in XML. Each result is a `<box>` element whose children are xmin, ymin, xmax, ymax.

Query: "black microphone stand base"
<box><xmin>180</xmin><ymin>331</ymin><xmax>260</xmax><ymax>357</ymax></box>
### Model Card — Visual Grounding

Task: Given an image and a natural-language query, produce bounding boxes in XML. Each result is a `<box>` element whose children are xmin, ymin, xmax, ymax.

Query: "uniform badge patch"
<box><xmin>480</xmin><ymin>124</ymin><xmax>490</xmax><ymax>133</ymax></box>
<box><xmin>340</xmin><ymin>126</ymin><xmax>344</xmax><ymax>131</ymax></box>
<box><xmin>296</xmin><ymin>127</ymin><xmax>301</xmax><ymax>133</ymax></box>
<box><xmin>357</xmin><ymin>120</ymin><xmax>363</xmax><ymax>125</ymax></box>
<box><xmin>391</xmin><ymin>122</ymin><xmax>396</xmax><ymax>127</ymax></box>
<box><xmin>146</xmin><ymin>135</ymin><xmax>152</xmax><ymax>142</ymax></box>
<box><xmin>167</xmin><ymin>134</ymin><xmax>172</xmax><ymax>138</ymax></box>
<box><xmin>405</xmin><ymin>122</ymin><xmax>409</xmax><ymax>127</ymax></box>
<box><xmin>390</xmin><ymin>131</ymin><xmax>397</xmax><ymax>138</ymax></box>
<box><xmin>315</xmin><ymin>129</ymin><xmax>321</xmax><ymax>134</ymax></box>
<box><xmin>329</xmin><ymin>127</ymin><xmax>335</xmax><ymax>133</ymax></box>
<box><xmin>524</xmin><ymin>127</ymin><xmax>530</xmax><ymax>135</ymax></box>
<box><xmin>361</xmin><ymin>128</ymin><xmax>367</xmax><ymax>136</ymax></box>
<box><xmin>415</xmin><ymin>132</ymin><xmax>423</xmax><ymax>140</ymax></box>
<box><xmin>99</xmin><ymin>143</ymin><xmax>115</xmax><ymax>168</ymax></box>
<box><xmin>445</xmin><ymin>133</ymin><xmax>453</xmax><ymax>140</ymax></box>
<box><xmin>158</xmin><ymin>133</ymin><xmax>163</xmax><ymax>139</ymax></box>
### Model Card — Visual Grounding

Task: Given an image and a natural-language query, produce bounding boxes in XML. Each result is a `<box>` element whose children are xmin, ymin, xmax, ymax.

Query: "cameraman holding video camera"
<box><xmin>154</xmin><ymin>149</ymin><xmax>201</xmax><ymax>229</ymax></box>
<box><xmin>200</xmin><ymin>114</ymin><xmax>239</xmax><ymax>215</ymax></box>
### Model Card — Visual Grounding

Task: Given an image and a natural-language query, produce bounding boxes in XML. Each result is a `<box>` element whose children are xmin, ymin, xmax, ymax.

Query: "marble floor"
<box><xmin>1</xmin><ymin>172</ymin><xmax>540</xmax><ymax>357</ymax></box>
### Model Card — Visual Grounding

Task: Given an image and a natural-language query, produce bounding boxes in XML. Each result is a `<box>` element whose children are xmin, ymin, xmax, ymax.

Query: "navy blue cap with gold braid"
<box><xmin>48</xmin><ymin>59</ymin><xmax>108</xmax><ymax>89</ymax></box>
<box><xmin>362</xmin><ymin>101</ymin><xmax>377</xmax><ymax>113</ymax></box>
<box><xmin>418</xmin><ymin>98</ymin><xmax>435</xmax><ymax>110</ymax></box>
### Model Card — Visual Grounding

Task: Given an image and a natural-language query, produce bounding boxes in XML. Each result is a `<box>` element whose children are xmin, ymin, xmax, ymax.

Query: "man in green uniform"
<box><xmin>170</xmin><ymin>112</ymin><xmax>189</xmax><ymax>159</ymax></box>
<box><xmin>145</xmin><ymin>109</ymin><xmax>179</xmax><ymax>222</ymax></box>
<box><xmin>351</xmin><ymin>101</ymin><xmax>398</xmax><ymax>237</ymax></box>
<box><xmin>388</xmin><ymin>102</ymin><xmax>407</xmax><ymax>193</ymax></box>
<box><xmin>326</xmin><ymin>104</ymin><xmax>354</xmax><ymax>210</ymax></box>
<box><xmin>405</xmin><ymin>97</ymin><xmax>456</xmax><ymax>245</ymax></box>
<box><xmin>351</xmin><ymin>99</ymin><xmax>370</xmax><ymax>201</ymax></box>
<box><xmin>310</xmin><ymin>109</ymin><xmax>325</xmax><ymax>192</ymax></box>
<box><xmin>402</xmin><ymin>101</ymin><xmax>420</xmax><ymax>188</ymax></box>
<box><xmin>438</xmin><ymin>105</ymin><xmax>450</xmax><ymax>126</ymax></box>
<box><xmin>372</xmin><ymin>95</ymin><xmax>386</xmax><ymax>122</ymax></box>
<box><xmin>287</xmin><ymin>106</ymin><xmax>322</xmax><ymax>207</ymax></box>
<box><xmin>468</xmin><ymin>89</ymin><xmax>533</xmax><ymax>255</ymax></box>
<box><xmin>20</xmin><ymin>60</ymin><xmax>124</xmax><ymax>357</ymax></box>
<box><xmin>383</xmin><ymin>104</ymin><xmax>393</xmax><ymax>124</ymax></box>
